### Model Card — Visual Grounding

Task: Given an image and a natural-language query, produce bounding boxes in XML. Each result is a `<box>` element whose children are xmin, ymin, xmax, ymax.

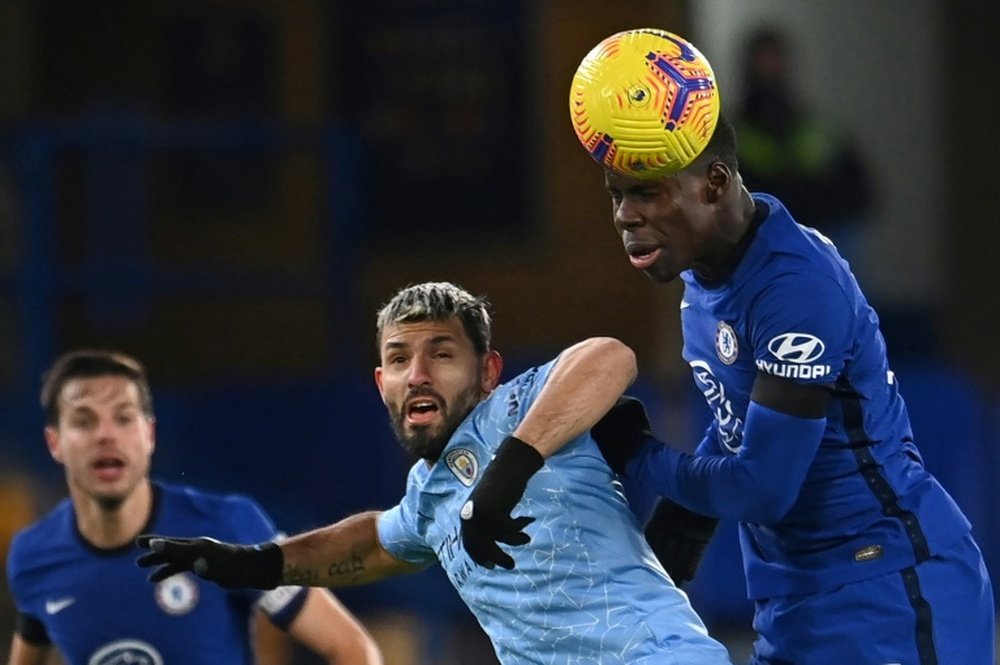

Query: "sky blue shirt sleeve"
<box><xmin>377</xmin><ymin>505</ymin><xmax>437</xmax><ymax>567</ymax></box>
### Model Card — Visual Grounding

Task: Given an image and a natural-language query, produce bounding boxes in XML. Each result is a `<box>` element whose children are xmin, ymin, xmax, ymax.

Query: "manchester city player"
<box><xmin>592</xmin><ymin>113</ymin><xmax>994</xmax><ymax>664</ymax></box>
<box><xmin>6</xmin><ymin>350</ymin><xmax>382</xmax><ymax>665</ymax></box>
<box><xmin>138</xmin><ymin>281</ymin><xmax>733</xmax><ymax>665</ymax></box>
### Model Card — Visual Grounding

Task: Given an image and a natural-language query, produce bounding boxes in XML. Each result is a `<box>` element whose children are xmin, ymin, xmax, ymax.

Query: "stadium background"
<box><xmin>0</xmin><ymin>1</ymin><xmax>997</xmax><ymax>662</ymax></box>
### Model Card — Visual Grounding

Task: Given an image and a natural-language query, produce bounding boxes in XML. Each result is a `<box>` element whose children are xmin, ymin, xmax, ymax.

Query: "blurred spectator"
<box><xmin>5</xmin><ymin>350</ymin><xmax>382</xmax><ymax>665</ymax></box>
<box><xmin>734</xmin><ymin>27</ymin><xmax>874</xmax><ymax>264</ymax></box>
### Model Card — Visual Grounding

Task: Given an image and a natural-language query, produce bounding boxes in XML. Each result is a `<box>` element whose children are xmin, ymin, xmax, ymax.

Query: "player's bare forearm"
<box><xmin>514</xmin><ymin>337</ymin><xmax>636</xmax><ymax>457</ymax></box>
<box><xmin>281</xmin><ymin>511</ymin><xmax>422</xmax><ymax>587</ymax></box>
<box><xmin>287</xmin><ymin>589</ymin><xmax>384</xmax><ymax>665</ymax></box>
<box><xmin>6</xmin><ymin>635</ymin><xmax>53</xmax><ymax>665</ymax></box>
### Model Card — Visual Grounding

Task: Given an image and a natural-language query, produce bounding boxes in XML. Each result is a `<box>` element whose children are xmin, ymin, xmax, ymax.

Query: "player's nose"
<box><xmin>407</xmin><ymin>354</ymin><xmax>432</xmax><ymax>387</ymax></box>
<box><xmin>94</xmin><ymin>417</ymin><xmax>119</xmax><ymax>443</ymax></box>
<box><xmin>613</xmin><ymin>201</ymin><xmax>644</xmax><ymax>231</ymax></box>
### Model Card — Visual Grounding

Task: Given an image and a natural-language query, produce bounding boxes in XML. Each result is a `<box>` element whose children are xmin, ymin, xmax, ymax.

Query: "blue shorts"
<box><xmin>750</xmin><ymin>534</ymin><xmax>994</xmax><ymax>665</ymax></box>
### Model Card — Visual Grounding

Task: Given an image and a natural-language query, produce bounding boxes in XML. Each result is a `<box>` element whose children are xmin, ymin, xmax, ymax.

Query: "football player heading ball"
<box><xmin>571</xmin><ymin>27</ymin><xmax>995</xmax><ymax>665</ymax></box>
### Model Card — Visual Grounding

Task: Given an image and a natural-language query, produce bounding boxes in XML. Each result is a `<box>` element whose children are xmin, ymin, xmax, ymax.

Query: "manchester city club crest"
<box><xmin>445</xmin><ymin>448</ymin><xmax>479</xmax><ymax>487</ymax></box>
<box><xmin>715</xmin><ymin>321</ymin><xmax>738</xmax><ymax>365</ymax></box>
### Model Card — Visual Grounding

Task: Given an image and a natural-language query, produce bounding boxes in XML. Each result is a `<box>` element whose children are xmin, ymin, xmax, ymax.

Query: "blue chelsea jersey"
<box><xmin>378</xmin><ymin>359</ymin><xmax>732</xmax><ymax>665</ymax></box>
<box><xmin>679</xmin><ymin>193</ymin><xmax>970</xmax><ymax>599</ymax></box>
<box><xmin>7</xmin><ymin>482</ymin><xmax>309</xmax><ymax>665</ymax></box>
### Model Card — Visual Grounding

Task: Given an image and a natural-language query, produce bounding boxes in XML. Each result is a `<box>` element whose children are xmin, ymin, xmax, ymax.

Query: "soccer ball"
<box><xmin>569</xmin><ymin>28</ymin><xmax>720</xmax><ymax>178</ymax></box>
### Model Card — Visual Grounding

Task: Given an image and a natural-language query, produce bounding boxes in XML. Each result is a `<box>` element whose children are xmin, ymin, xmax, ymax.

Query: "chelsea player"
<box><xmin>137</xmin><ymin>281</ymin><xmax>732</xmax><ymax>665</ymax></box>
<box><xmin>593</xmin><ymin>113</ymin><xmax>995</xmax><ymax>664</ymax></box>
<box><xmin>6</xmin><ymin>350</ymin><xmax>382</xmax><ymax>665</ymax></box>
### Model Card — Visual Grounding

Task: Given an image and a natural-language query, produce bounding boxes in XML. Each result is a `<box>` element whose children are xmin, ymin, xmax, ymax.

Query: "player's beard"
<box><xmin>96</xmin><ymin>493</ymin><xmax>127</xmax><ymax>512</ymax></box>
<box><xmin>388</xmin><ymin>382</ymin><xmax>484</xmax><ymax>463</ymax></box>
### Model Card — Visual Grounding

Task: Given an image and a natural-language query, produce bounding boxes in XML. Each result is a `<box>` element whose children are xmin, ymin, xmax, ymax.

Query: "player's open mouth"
<box><xmin>627</xmin><ymin>245</ymin><xmax>662</xmax><ymax>270</ymax></box>
<box><xmin>93</xmin><ymin>457</ymin><xmax>125</xmax><ymax>480</ymax></box>
<box><xmin>406</xmin><ymin>398</ymin><xmax>440</xmax><ymax>426</ymax></box>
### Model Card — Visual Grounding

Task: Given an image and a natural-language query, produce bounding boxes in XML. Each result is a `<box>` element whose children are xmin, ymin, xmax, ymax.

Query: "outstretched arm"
<box><xmin>279</xmin><ymin>512</ymin><xmax>421</xmax><ymax>587</ymax></box>
<box><xmin>137</xmin><ymin>511</ymin><xmax>423</xmax><ymax>590</ymax></box>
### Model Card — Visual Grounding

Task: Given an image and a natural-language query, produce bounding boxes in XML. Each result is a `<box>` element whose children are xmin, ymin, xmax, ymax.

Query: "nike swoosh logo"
<box><xmin>680</xmin><ymin>300</ymin><xmax>691</xmax><ymax>310</ymax></box>
<box><xmin>45</xmin><ymin>597</ymin><xmax>75</xmax><ymax>615</ymax></box>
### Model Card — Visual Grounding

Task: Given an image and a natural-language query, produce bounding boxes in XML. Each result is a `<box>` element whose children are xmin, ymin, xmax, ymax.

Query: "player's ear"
<box><xmin>482</xmin><ymin>350</ymin><xmax>503</xmax><ymax>393</ymax></box>
<box><xmin>147</xmin><ymin>416</ymin><xmax>156</xmax><ymax>456</ymax></box>
<box><xmin>373</xmin><ymin>366</ymin><xmax>386</xmax><ymax>401</ymax></box>
<box><xmin>44</xmin><ymin>426</ymin><xmax>63</xmax><ymax>463</ymax></box>
<box><xmin>704</xmin><ymin>160</ymin><xmax>732</xmax><ymax>204</ymax></box>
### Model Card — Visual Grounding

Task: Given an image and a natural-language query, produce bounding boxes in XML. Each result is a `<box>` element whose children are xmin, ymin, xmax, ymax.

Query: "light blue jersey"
<box><xmin>378</xmin><ymin>360</ymin><xmax>732</xmax><ymax>665</ymax></box>
<box><xmin>7</xmin><ymin>482</ymin><xmax>309</xmax><ymax>665</ymax></box>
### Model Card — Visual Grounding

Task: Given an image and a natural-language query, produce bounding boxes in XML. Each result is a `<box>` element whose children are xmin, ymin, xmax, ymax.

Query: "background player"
<box><xmin>591</xmin><ymin>113</ymin><xmax>994</xmax><ymax>664</ymax></box>
<box><xmin>137</xmin><ymin>281</ymin><xmax>733</xmax><ymax>665</ymax></box>
<box><xmin>6</xmin><ymin>349</ymin><xmax>382</xmax><ymax>665</ymax></box>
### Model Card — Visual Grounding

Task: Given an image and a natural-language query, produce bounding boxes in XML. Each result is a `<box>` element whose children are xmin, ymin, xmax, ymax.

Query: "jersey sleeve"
<box><xmin>376</xmin><ymin>484</ymin><xmax>437</xmax><ymax>567</ymax></box>
<box><xmin>694</xmin><ymin>418</ymin><xmax>722</xmax><ymax>457</ymax></box>
<box><xmin>749</xmin><ymin>271</ymin><xmax>853</xmax><ymax>385</ymax></box>
<box><xmin>6</xmin><ymin>529</ymin><xmax>50</xmax><ymax>645</ymax></box>
<box><xmin>480</xmin><ymin>359</ymin><xmax>557</xmax><ymax>432</ymax></box>
<box><xmin>218</xmin><ymin>494</ymin><xmax>280</xmax><ymax>544</ymax></box>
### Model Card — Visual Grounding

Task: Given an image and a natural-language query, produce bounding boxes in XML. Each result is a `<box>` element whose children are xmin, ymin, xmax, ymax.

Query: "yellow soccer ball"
<box><xmin>569</xmin><ymin>28</ymin><xmax>720</xmax><ymax>178</ymax></box>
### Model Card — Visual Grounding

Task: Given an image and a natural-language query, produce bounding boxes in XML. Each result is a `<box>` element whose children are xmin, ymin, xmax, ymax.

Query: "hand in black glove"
<box><xmin>460</xmin><ymin>436</ymin><xmax>544</xmax><ymax>570</ymax></box>
<box><xmin>136</xmin><ymin>535</ymin><xmax>283</xmax><ymax>589</ymax></box>
<box><xmin>643</xmin><ymin>498</ymin><xmax>718</xmax><ymax>587</ymax></box>
<box><xmin>591</xmin><ymin>395</ymin><xmax>654</xmax><ymax>474</ymax></box>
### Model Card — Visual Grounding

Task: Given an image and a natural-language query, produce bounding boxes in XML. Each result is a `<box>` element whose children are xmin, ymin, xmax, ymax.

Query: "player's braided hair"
<box><xmin>376</xmin><ymin>282</ymin><xmax>493</xmax><ymax>355</ymax></box>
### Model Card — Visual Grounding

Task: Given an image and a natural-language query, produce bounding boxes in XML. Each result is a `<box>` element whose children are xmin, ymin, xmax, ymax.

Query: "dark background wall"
<box><xmin>1</xmin><ymin>1</ymin><xmax>997</xmax><ymax>663</ymax></box>
<box><xmin>3</xmin><ymin>1</ymin><xmax>997</xmax><ymax>393</ymax></box>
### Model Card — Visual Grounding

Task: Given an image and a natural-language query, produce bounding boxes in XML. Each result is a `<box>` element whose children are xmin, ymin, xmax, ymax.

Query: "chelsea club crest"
<box><xmin>715</xmin><ymin>321</ymin><xmax>738</xmax><ymax>365</ymax></box>
<box><xmin>154</xmin><ymin>572</ymin><xmax>199</xmax><ymax>616</ymax></box>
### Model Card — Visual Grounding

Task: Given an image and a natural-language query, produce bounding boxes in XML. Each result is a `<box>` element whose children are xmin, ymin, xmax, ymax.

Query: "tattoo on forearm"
<box><xmin>284</xmin><ymin>564</ymin><xmax>320</xmax><ymax>585</ymax></box>
<box><xmin>327</xmin><ymin>551</ymin><xmax>365</xmax><ymax>580</ymax></box>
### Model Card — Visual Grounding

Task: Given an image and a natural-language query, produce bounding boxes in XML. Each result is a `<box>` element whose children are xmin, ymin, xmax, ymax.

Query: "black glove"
<box><xmin>136</xmin><ymin>535</ymin><xmax>283</xmax><ymax>589</ymax></box>
<box><xmin>591</xmin><ymin>395</ymin><xmax>654</xmax><ymax>474</ymax></box>
<box><xmin>643</xmin><ymin>498</ymin><xmax>718</xmax><ymax>587</ymax></box>
<box><xmin>460</xmin><ymin>436</ymin><xmax>544</xmax><ymax>570</ymax></box>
